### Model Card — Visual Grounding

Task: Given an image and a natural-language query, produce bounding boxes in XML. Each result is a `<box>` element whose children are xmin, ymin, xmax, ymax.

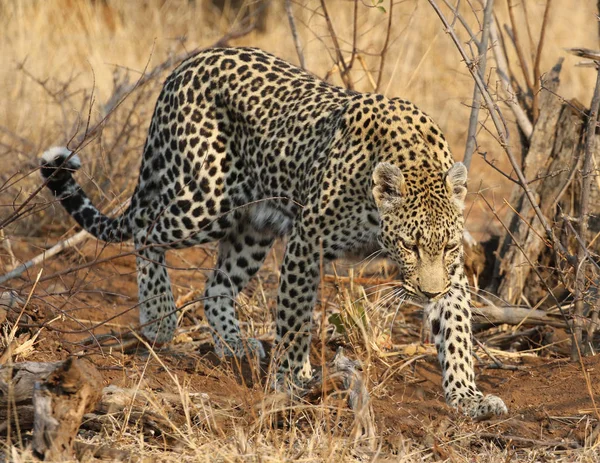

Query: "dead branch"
<box><xmin>375</xmin><ymin>0</ymin><xmax>394</xmax><ymax>93</ymax></box>
<box><xmin>319</xmin><ymin>0</ymin><xmax>352</xmax><ymax>89</ymax></box>
<box><xmin>532</xmin><ymin>0</ymin><xmax>553</xmax><ymax>122</ymax></box>
<box><xmin>0</xmin><ymin>200</ymin><xmax>129</xmax><ymax>286</ymax></box>
<box><xmin>0</xmin><ymin>25</ymin><xmax>256</xmax><ymax>233</ymax></box>
<box><xmin>441</xmin><ymin>0</ymin><xmax>478</xmax><ymax>43</ymax></box>
<box><xmin>507</xmin><ymin>0</ymin><xmax>533</xmax><ymax>91</ymax></box>
<box><xmin>567</xmin><ymin>47</ymin><xmax>600</xmax><ymax>62</ymax></box>
<box><xmin>463</xmin><ymin>0</ymin><xmax>494</xmax><ymax>170</ymax></box>
<box><xmin>284</xmin><ymin>0</ymin><xmax>305</xmax><ymax>69</ymax></box>
<box><xmin>474</xmin><ymin>338</ymin><xmax>524</xmax><ymax>371</ymax></box>
<box><xmin>1</xmin><ymin>361</ymin><xmax>213</xmax><ymax>441</ymax></box>
<box><xmin>573</xmin><ymin>67</ymin><xmax>600</xmax><ymax>359</ymax></box>
<box><xmin>31</xmin><ymin>358</ymin><xmax>103</xmax><ymax>460</ymax></box>
<box><xmin>348</xmin><ymin>0</ymin><xmax>359</xmax><ymax>71</ymax></box>
<box><xmin>493</xmin><ymin>61</ymin><xmax>568</xmax><ymax>304</ymax></box>
<box><xmin>489</xmin><ymin>19</ymin><xmax>534</xmax><ymax>138</ymax></box>
<box><xmin>479</xmin><ymin>194</ymin><xmax>573</xmax><ymax>331</ymax></box>
<box><xmin>428</xmin><ymin>0</ymin><xmax>574</xmax><ymax>270</ymax></box>
<box><xmin>472</xmin><ymin>304</ymin><xmax>567</xmax><ymax>328</ymax></box>
<box><xmin>0</xmin><ymin>360</ymin><xmax>102</xmax><ymax>459</ymax></box>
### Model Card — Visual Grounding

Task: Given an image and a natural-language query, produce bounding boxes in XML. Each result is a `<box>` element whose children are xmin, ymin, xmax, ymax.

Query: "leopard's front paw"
<box><xmin>272</xmin><ymin>360</ymin><xmax>315</xmax><ymax>393</ymax></box>
<box><xmin>214</xmin><ymin>337</ymin><xmax>265</xmax><ymax>359</ymax></box>
<box><xmin>474</xmin><ymin>394</ymin><xmax>508</xmax><ymax>417</ymax></box>
<box><xmin>457</xmin><ymin>394</ymin><xmax>508</xmax><ymax>418</ymax></box>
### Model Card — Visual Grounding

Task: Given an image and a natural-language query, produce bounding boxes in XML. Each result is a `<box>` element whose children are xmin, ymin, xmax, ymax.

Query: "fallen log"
<box><xmin>472</xmin><ymin>304</ymin><xmax>568</xmax><ymax>328</ymax></box>
<box><xmin>0</xmin><ymin>359</ymin><xmax>103</xmax><ymax>460</ymax></box>
<box><xmin>0</xmin><ymin>361</ymin><xmax>64</xmax><ymax>432</ymax></box>
<box><xmin>31</xmin><ymin>358</ymin><xmax>103</xmax><ymax>460</ymax></box>
<box><xmin>1</xmin><ymin>360</ymin><xmax>217</xmax><ymax>442</ymax></box>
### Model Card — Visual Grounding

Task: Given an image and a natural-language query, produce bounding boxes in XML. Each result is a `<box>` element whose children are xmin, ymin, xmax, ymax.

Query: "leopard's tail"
<box><xmin>40</xmin><ymin>147</ymin><xmax>133</xmax><ymax>242</ymax></box>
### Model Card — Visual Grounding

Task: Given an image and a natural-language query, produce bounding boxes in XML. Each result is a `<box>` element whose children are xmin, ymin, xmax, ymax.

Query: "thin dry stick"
<box><xmin>520</xmin><ymin>0</ymin><xmax>536</xmax><ymax>56</ymax></box>
<box><xmin>319</xmin><ymin>0</ymin><xmax>352</xmax><ymax>89</ymax></box>
<box><xmin>506</xmin><ymin>0</ymin><xmax>533</xmax><ymax>91</ymax></box>
<box><xmin>428</xmin><ymin>1</ymin><xmax>571</xmax><ymax>264</ymax></box>
<box><xmin>489</xmin><ymin>19</ymin><xmax>533</xmax><ymax>138</ymax></box>
<box><xmin>463</xmin><ymin>0</ymin><xmax>494</xmax><ymax>170</ymax></box>
<box><xmin>572</xmin><ymin>66</ymin><xmax>600</xmax><ymax>360</ymax></box>
<box><xmin>375</xmin><ymin>0</ymin><xmax>394</xmax><ymax>93</ymax></box>
<box><xmin>532</xmin><ymin>0</ymin><xmax>553</xmax><ymax>122</ymax></box>
<box><xmin>0</xmin><ymin>201</ymin><xmax>130</xmax><ymax>286</ymax></box>
<box><xmin>347</xmin><ymin>0</ymin><xmax>359</xmax><ymax>71</ymax></box>
<box><xmin>284</xmin><ymin>0</ymin><xmax>305</xmax><ymax>69</ymax></box>
<box><xmin>357</xmin><ymin>54</ymin><xmax>377</xmax><ymax>91</ymax></box>
<box><xmin>441</xmin><ymin>0</ymin><xmax>478</xmax><ymax>42</ymax></box>
<box><xmin>478</xmin><ymin>194</ymin><xmax>572</xmax><ymax>329</ymax></box>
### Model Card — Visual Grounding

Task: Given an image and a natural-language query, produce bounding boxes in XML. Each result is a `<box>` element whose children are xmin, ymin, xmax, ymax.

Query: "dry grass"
<box><xmin>1</xmin><ymin>0</ymin><xmax>600</xmax><ymax>461</ymax></box>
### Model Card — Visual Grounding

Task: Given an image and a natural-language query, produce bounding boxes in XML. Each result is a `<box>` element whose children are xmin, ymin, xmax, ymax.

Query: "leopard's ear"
<box><xmin>372</xmin><ymin>162</ymin><xmax>406</xmax><ymax>209</ymax></box>
<box><xmin>445</xmin><ymin>162</ymin><xmax>468</xmax><ymax>210</ymax></box>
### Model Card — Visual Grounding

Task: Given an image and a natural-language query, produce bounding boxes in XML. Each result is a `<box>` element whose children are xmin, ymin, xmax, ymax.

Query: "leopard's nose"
<box><xmin>422</xmin><ymin>290</ymin><xmax>442</xmax><ymax>299</ymax></box>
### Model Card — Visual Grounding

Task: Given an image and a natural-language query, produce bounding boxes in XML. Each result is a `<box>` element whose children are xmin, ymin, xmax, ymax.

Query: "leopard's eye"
<box><xmin>400</xmin><ymin>240</ymin><xmax>418</xmax><ymax>253</ymax></box>
<box><xmin>445</xmin><ymin>243</ymin><xmax>459</xmax><ymax>253</ymax></box>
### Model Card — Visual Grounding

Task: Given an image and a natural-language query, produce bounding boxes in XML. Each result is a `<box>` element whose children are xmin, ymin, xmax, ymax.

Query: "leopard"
<box><xmin>40</xmin><ymin>47</ymin><xmax>507</xmax><ymax>417</ymax></box>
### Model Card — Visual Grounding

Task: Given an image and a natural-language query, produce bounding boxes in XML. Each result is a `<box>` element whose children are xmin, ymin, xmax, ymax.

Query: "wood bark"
<box><xmin>472</xmin><ymin>304</ymin><xmax>567</xmax><ymax>328</ymax></box>
<box><xmin>0</xmin><ymin>359</ymin><xmax>103</xmax><ymax>461</ymax></box>
<box><xmin>0</xmin><ymin>362</ymin><xmax>198</xmax><ymax>438</ymax></box>
<box><xmin>31</xmin><ymin>358</ymin><xmax>103</xmax><ymax>460</ymax></box>
<box><xmin>492</xmin><ymin>60</ymin><xmax>586</xmax><ymax>304</ymax></box>
<box><xmin>0</xmin><ymin>361</ymin><xmax>63</xmax><ymax>432</ymax></box>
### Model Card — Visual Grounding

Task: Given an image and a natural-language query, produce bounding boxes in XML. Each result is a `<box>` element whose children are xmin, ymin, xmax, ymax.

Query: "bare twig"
<box><xmin>490</xmin><ymin>19</ymin><xmax>534</xmax><ymax>138</ymax></box>
<box><xmin>474</xmin><ymin>338</ymin><xmax>524</xmax><ymax>371</ymax></box>
<box><xmin>348</xmin><ymin>0</ymin><xmax>359</xmax><ymax>71</ymax></box>
<box><xmin>441</xmin><ymin>0</ymin><xmax>479</xmax><ymax>44</ymax></box>
<box><xmin>463</xmin><ymin>0</ymin><xmax>494</xmax><ymax>170</ymax></box>
<box><xmin>521</xmin><ymin>0</ymin><xmax>537</xmax><ymax>56</ymax></box>
<box><xmin>1</xmin><ymin>24</ymin><xmax>257</xmax><ymax>233</ymax></box>
<box><xmin>428</xmin><ymin>0</ymin><xmax>571</xmax><ymax>266</ymax></box>
<box><xmin>532</xmin><ymin>0</ymin><xmax>553</xmax><ymax>122</ymax></box>
<box><xmin>0</xmin><ymin>201</ymin><xmax>130</xmax><ymax>286</ymax></box>
<box><xmin>375</xmin><ymin>0</ymin><xmax>394</xmax><ymax>93</ymax></box>
<box><xmin>284</xmin><ymin>0</ymin><xmax>305</xmax><ymax>69</ymax></box>
<box><xmin>507</xmin><ymin>0</ymin><xmax>533</xmax><ymax>91</ymax></box>
<box><xmin>319</xmin><ymin>0</ymin><xmax>352</xmax><ymax>89</ymax></box>
<box><xmin>572</xmin><ymin>67</ymin><xmax>600</xmax><ymax>360</ymax></box>
<box><xmin>479</xmin><ymin>193</ymin><xmax>573</xmax><ymax>332</ymax></box>
<box><xmin>566</xmin><ymin>47</ymin><xmax>600</xmax><ymax>62</ymax></box>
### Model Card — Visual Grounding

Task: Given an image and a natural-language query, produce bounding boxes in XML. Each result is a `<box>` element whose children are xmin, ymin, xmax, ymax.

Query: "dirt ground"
<box><xmin>3</xmin><ymin>234</ymin><xmax>600</xmax><ymax>461</ymax></box>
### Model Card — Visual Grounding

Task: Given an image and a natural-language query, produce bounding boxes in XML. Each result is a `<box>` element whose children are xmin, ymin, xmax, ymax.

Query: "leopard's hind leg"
<box><xmin>204</xmin><ymin>218</ymin><xmax>277</xmax><ymax>359</ymax></box>
<box><xmin>135</xmin><ymin>242</ymin><xmax>179</xmax><ymax>344</ymax></box>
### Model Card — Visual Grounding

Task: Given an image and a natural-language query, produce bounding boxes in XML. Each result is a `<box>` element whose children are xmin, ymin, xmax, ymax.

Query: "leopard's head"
<box><xmin>372</xmin><ymin>161</ymin><xmax>467</xmax><ymax>302</ymax></box>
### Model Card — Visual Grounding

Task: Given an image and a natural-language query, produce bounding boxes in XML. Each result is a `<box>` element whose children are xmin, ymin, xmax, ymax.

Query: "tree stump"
<box><xmin>31</xmin><ymin>358</ymin><xmax>103</xmax><ymax>460</ymax></box>
<box><xmin>490</xmin><ymin>60</ymin><xmax>600</xmax><ymax>307</ymax></box>
<box><xmin>0</xmin><ymin>358</ymin><xmax>103</xmax><ymax>460</ymax></box>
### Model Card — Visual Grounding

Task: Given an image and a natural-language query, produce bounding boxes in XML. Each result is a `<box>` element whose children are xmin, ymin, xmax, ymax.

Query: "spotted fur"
<box><xmin>40</xmin><ymin>47</ymin><xmax>507</xmax><ymax>417</ymax></box>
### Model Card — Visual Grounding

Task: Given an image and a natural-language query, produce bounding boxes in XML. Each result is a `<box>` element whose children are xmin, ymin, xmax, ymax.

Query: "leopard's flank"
<box><xmin>41</xmin><ymin>47</ymin><xmax>507</xmax><ymax>417</ymax></box>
